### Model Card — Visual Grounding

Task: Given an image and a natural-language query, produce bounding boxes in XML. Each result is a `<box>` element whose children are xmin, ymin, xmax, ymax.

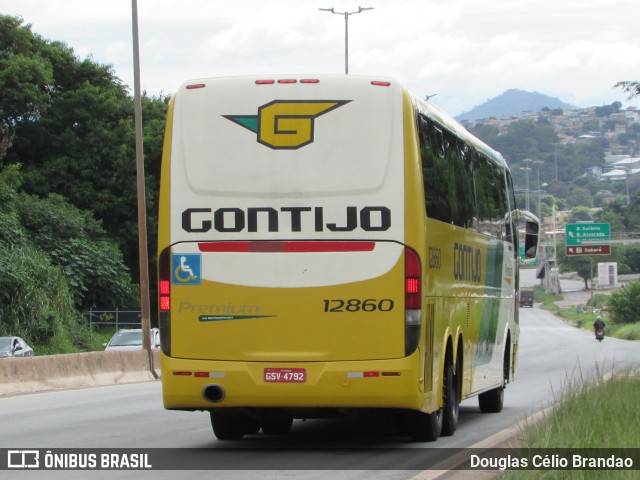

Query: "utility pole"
<box><xmin>319</xmin><ymin>6</ymin><xmax>373</xmax><ymax>74</ymax></box>
<box><xmin>131</xmin><ymin>0</ymin><xmax>156</xmax><ymax>378</ymax></box>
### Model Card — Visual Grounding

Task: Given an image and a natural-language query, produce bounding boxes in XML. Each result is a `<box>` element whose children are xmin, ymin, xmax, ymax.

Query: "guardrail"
<box><xmin>0</xmin><ymin>350</ymin><xmax>160</xmax><ymax>396</ymax></box>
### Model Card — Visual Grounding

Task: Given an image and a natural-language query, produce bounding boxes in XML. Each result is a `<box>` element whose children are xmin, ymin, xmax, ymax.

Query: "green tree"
<box><xmin>568</xmin><ymin>207</ymin><xmax>593</xmax><ymax>223</ymax></box>
<box><xmin>615</xmin><ymin>81</ymin><xmax>640</xmax><ymax>100</ymax></box>
<box><xmin>16</xmin><ymin>193</ymin><xmax>139</xmax><ymax>310</ymax></box>
<box><xmin>466</xmin><ymin>123</ymin><xmax>500</xmax><ymax>146</ymax></box>
<box><xmin>607</xmin><ymin>280</ymin><xmax>640</xmax><ymax>324</ymax></box>
<box><xmin>564</xmin><ymin>187</ymin><xmax>594</xmax><ymax>209</ymax></box>
<box><xmin>0</xmin><ymin>163</ymin><xmax>138</xmax><ymax>350</ymax></box>
<box><xmin>0</xmin><ymin>16</ymin><xmax>54</xmax><ymax>156</ymax></box>
<box><xmin>492</xmin><ymin>119</ymin><xmax>558</xmax><ymax>165</ymax></box>
<box><xmin>624</xmin><ymin>245</ymin><xmax>640</xmax><ymax>274</ymax></box>
<box><xmin>622</xmin><ymin>192</ymin><xmax>640</xmax><ymax>231</ymax></box>
<box><xmin>2</xmin><ymin>14</ymin><xmax>168</xmax><ymax>297</ymax></box>
<box><xmin>594</xmin><ymin>207</ymin><xmax>626</xmax><ymax>232</ymax></box>
<box><xmin>595</xmin><ymin>102</ymin><xmax>621</xmax><ymax>118</ymax></box>
<box><xmin>0</xmin><ymin>165</ymin><xmax>82</xmax><ymax>346</ymax></box>
<box><xmin>558</xmin><ymin>243</ymin><xmax>626</xmax><ymax>290</ymax></box>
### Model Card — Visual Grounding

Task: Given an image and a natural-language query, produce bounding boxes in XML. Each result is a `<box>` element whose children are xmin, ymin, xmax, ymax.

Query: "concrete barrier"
<box><xmin>0</xmin><ymin>350</ymin><xmax>161</xmax><ymax>396</ymax></box>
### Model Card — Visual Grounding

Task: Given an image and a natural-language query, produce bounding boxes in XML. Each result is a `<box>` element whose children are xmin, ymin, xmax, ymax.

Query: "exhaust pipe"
<box><xmin>203</xmin><ymin>384</ymin><xmax>225</xmax><ymax>403</ymax></box>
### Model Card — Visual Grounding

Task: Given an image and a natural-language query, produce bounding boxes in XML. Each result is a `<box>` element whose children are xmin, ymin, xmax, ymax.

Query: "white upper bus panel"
<box><xmin>171</xmin><ymin>75</ymin><xmax>402</xmax><ymax>197</ymax></box>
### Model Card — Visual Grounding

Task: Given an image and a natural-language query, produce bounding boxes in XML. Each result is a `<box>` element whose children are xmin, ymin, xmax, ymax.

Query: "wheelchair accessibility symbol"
<box><xmin>172</xmin><ymin>254</ymin><xmax>201</xmax><ymax>285</ymax></box>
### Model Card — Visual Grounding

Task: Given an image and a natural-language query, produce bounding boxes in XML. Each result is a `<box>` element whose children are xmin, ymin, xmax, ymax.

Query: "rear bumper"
<box><xmin>161</xmin><ymin>353</ymin><xmax>423</xmax><ymax>412</ymax></box>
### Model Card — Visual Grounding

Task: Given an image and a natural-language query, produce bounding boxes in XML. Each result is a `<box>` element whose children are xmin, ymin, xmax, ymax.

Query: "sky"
<box><xmin>3</xmin><ymin>0</ymin><xmax>640</xmax><ymax>116</ymax></box>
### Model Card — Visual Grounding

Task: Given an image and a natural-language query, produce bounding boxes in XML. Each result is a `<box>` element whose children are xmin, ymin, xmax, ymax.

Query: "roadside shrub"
<box><xmin>0</xmin><ymin>244</ymin><xmax>77</xmax><ymax>343</ymax></box>
<box><xmin>16</xmin><ymin>193</ymin><xmax>140</xmax><ymax>310</ymax></box>
<box><xmin>607</xmin><ymin>280</ymin><xmax>640</xmax><ymax>325</ymax></box>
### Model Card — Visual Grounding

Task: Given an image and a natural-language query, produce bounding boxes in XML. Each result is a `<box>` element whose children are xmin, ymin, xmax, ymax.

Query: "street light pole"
<box><xmin>625</xmin><ymin>167</ymin><xmax>630</xmax><ymax>205</ymax></box>
<box><xmin>532</xmin><ymin>160</ymin><xmax>544</xmax><ymax>220</ymax></box>
<box><xmin>319</xmin><ymin>6</ymin><xmax>373</xmax><ymax>74</ymax></box>
<box><xmin>521</xmin><ymin>159</ymin><xmax>532</xmax><ymax>212</ymax></box>
<box><xmin>552</xmin><ymin>202</ymin><xmax>559</xmax><ymax>295</ymax></box>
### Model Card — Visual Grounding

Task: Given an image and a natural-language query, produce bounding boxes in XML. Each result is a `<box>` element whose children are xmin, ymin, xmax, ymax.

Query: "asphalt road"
<box><xmin>2</xmin><ymin>293</ymin><xmax>638</xmax><ymax>480</ymax></box>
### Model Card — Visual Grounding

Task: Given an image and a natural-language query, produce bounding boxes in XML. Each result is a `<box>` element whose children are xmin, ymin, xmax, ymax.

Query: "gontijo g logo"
<box><xmin>224</xmin><ymin>100</ymin><xmax>351</xmax><ymax>150</ymax></box>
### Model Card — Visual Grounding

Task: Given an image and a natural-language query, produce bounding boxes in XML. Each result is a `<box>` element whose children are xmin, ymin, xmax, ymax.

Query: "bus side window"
<box><xmin>474</xmin><ymin>153</ymin><xmax>509</xmax><ymax>239</ymax></box>
<box><xmin>449</xmin><ymin>137</ymin><xmax>477</xmax><ymax>230</ymax></box>
<box><xmin>419</xmin><ymin>115</ymin><xmax>451</xmax><ymax>224</ymax></box>
<box><xmin>432</xmin><ymin>125</ymin><xmax>445</xmax><ymax>159</ymax></box>
<box><xmin>419</xmin><ymin>113</ymin><xmax>477</xmax><ymax>229</ymax></box>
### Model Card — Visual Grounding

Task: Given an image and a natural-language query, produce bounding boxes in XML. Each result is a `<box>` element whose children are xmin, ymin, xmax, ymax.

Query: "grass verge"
<box><xmin>502</xmin><ymin>367</ymin><xmax>640</xmax><ymax>479</ymax></box>
<box><xmin>533</xmin><ymin>285</ymin><xmax>640</xmax><ymax>340</ymax></box>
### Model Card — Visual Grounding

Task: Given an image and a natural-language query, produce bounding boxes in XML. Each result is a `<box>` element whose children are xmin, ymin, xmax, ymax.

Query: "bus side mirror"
<box><xmin>518</xmin><ymin>210</ymin><xmax>540</xmax><ymax>263</ymax></box>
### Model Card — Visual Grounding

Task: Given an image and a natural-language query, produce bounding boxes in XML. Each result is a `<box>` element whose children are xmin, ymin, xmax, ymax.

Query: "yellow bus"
<box><xmin>157</xmin><ymin>75</ymin><xmax>539</xmax><ymax>441</ymax></box>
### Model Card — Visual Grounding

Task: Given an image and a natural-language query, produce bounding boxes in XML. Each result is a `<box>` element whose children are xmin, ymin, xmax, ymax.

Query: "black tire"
<box><xmin>478</xmin><ymin>386</ymin><xmax>504</xmax><ymax>413</ymax></box>
<box><xmin>210</xmin><ymin>412</ymin><xmax>247</xmax><ymax>440</ymax></box>
<box><xmin>398</xmin><ymin>408</ymin><xmax>442</xmax><ymax>442</ymax></box>
<box><xmin>244</xmin><ymin>418</ymin><xmax>261</xmax><ymax>435</ymax></box>
<box><xmin>261</xmin><ymin>418</ymin><xmax>293</xmax><ymax>435</ymax></box>
<box><xmin>479</xmin><ymin>339</ymin><xmax>509</xmax><ymax>413</ymax></box>
<box><xmin>394</xmin><ymin>413</ymin><xmax>410</xmax><ymax>436</ymax></box>
<box><xmin>442</xmin><ymin>359</ymin><xmax>461</xmax><ymax>436</ymax></box>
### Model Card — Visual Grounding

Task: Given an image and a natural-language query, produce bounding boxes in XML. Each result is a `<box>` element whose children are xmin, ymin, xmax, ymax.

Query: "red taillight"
<box><xmin>404</xmin><ymin>247</ymin><xmax>422</xmax><ymax>356</ymax></box>
<box><xmin>160</xmin><ymin>288</ymin><xmax>170</xmax><ymax>311</ymax></box>
<box><xmin>300</xmin><ymin>79</ymin><xmax>320</xmax><ymax>84</ymax></box>
<box><xmin>159</xmin><ymin>282</ymin><xmax>170</xmax><ymax>311</ymax></box>
<box><xmin>278</xmin><ymin>79</ymin><xmax>297</xmax><ymax>84</ymax></box>
<box><xmin>405</xmin><ymin>247</ymin><xmax>421</xmax><ymax>309</ymax></box>
<box><xmin>371</xmin><ymin>81</ymin><xmax>391</xmax><ymax>87</ymax></box>
<box><xmin>159</xmin><ymin>279</ymin><xmax>170</xmax><ymax>295</ymax></box>
<box><xmin>186</xmin><ymin>83</ymin><xmax>205</xmax><ymax>90</ymax></box>
<box><xmin>256</xmin><ymin>79</ymin><xmax>275</xmax><ymax>84</ymax></box>
<box><xmin>406</xmin><ymin>278</ymin><xmax>419</xmax><ymax>294</ymax></box>
<box><xmin>159</xmin><ymin>250</ymin><xmax>171</xmax><ymax>312</ymax></box>
<box><xmin>158</xmin><ymin>249</ymin><xmax>172</xmax><ymax>356</ymax></box>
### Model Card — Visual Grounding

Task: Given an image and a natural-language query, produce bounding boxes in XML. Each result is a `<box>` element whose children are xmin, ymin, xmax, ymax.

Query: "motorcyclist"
<box><xmin>593</xmin><ymin>315</ymin><xmax>606</xmax><ymax>339</ymax></box>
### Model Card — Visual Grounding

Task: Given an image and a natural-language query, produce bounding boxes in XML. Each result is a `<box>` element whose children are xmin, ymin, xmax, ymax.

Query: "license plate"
<box><xmin>264</xmin><ymin>368</ymin><xmax>306</xmax><ymax>383</ymax></box>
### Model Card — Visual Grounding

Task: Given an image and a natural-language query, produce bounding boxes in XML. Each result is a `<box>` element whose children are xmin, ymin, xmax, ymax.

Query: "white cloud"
<box><xmin>2</xmin><ymin>0</ymin><xmax>639</xmax><ymax>115</ymax></box>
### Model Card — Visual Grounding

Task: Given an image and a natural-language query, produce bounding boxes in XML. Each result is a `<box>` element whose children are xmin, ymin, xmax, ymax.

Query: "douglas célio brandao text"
<box><xmin>470</xmin><ymin>453</ymin><xmax>635</xmax><ymax>471</ymax></box>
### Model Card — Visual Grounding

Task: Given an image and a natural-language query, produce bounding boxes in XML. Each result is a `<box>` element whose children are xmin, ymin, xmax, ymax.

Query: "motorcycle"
<box><xmin>595</xmin><ymin>328</ymin><xmax>605</xmax><ymax>342</ymax></box>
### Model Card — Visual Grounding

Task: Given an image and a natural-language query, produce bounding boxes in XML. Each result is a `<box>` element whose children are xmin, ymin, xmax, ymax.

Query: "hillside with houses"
<box><xmin>530</xmin><ymin>104</ymin><xmax>637</xmax><ymax>191</ymax></box>
<box><xmin>457</xmin><ymin>95</ymin><xmax>640</xmax><ymax>266</ymax></box>
<box><xmin>460</xmin><ymin>97</ymin><xmax>640</xmax><ymax>208</ymax></box>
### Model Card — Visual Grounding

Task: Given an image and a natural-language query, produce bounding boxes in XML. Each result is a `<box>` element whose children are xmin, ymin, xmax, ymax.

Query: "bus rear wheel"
<box><xmin>479</xmin><ymin>344</ymin><xmax>508</xmax><ymax>413</ymax></box>
<box><xmin>397</xmin><ymin>408</ymin><xmax>442</xmax><ymax>442</ymax></box>
<box><xmin>442</xmin><ymin>359</ymin><xmax>460</xmax><ymax>436</ymax></box>
<box><xmin>210</xmin><ymin>412</ymin><xmax>255</xmax><ymax>440</ymax></box>
<box><xmin>478</xmin><ymin>386</ymin><xmax>504</xmax><ymax>413</ymax></box>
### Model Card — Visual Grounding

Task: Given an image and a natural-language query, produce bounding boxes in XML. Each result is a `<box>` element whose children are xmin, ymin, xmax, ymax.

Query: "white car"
<box><xmin>0</xmin><ymin>336</ymin><xmax>35</xmax><ymax>358</ymax></box>
<box><xmin>103</xmin><ymin>328</ymin><xmax>160</xmax><ymax>351</ymax></box>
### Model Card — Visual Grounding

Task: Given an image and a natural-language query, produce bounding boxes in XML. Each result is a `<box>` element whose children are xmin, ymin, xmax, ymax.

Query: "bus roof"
<box><xmin>411</xmin><ymin>93</ymin><xmax>508</xmax><ymax>170</ymax></box>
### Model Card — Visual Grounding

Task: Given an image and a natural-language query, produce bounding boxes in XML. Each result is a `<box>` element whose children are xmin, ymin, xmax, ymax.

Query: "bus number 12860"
<box><xmin>323</xmin><ymin>299</ymin><xmax>395</xmax><ymax>313</ymax></box>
